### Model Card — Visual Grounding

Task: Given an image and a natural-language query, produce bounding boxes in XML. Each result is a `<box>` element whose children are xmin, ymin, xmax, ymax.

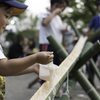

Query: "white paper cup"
<box><xmin>39</xmin><ymin>64</ymin><xmax>58</xmax><ymax>81</ymax></box>
<box><xmin>39</xmin><ymin>64</ymin><xmax>50</xmax><ymax>81</ymax></box>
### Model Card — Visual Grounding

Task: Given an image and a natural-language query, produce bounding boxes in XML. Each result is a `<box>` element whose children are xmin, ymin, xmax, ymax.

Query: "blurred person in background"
<box><xmin>63</xmin><ymin>29</ymin><xmax>76</xmax><ymax>53</ymax></box>
<box><xmin>38</xmin><ymin>0</ymin><xmax>69</xmax><ymax>97</ymax></box>
<box><xmin>83</xmin><ymin>1</ymin><xmax>100</xmax><ymax>87</ymax></box>
<box><xmin>8</xmin><ymin>35</ymin><xmax>25</xmax><ymax>59</ymax></box>
<box><xmin>84</xmin><ymin>1</ymin><xmax>100</xmax><ymax>62</ymax></box>
<box><xmin>61</xmin><ymin>0</ymin><xmax>76</xmax><ymax>54</ymax></box>
<box><xmin>39</xmin><ymin>0</ymin><xmax>68</xmax><ymax>66</ymax></box>
<box><xmin>62</xmin><ymin>0</ymin><xmax>69</xmax><ymax>12</ymax></box>
<box><xmin>25</xmin><ymin>38</ymin><xmax>37</xmax><ymax>56</ymax></box>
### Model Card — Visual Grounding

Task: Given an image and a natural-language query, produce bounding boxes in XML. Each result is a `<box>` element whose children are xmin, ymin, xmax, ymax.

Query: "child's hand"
<box><xmin>53</xmin><ymin>8</ymin><xmax>62</xmax><ymax>15</ymax></box>
<box><xmin>36</xmin><ymin>52</ymin><xmax>54</xmax><ymax>64</ymax></box>
<box><xmin>33</xmin><ymin>63</ymin><xmax>39</xmax><ymax>75</ymax></box>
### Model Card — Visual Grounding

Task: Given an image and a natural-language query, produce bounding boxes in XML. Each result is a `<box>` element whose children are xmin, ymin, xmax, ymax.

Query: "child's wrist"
<box><xmin>34</xmin><ymin>53</ymin><xmax>38</xmax><ymax>63</ymax></box>
<box><xmin>33</xmin><ymin>63</ymin><xmax>39</xmax><ymax>75</ymax></box>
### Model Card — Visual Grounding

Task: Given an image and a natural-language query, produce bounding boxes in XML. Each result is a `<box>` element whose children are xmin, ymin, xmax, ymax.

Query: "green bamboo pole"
<box><xmin>59</xmin><ymin>78</ymin><xmax>77</xmax><ymax>100</ymax></box>
<box><xmin>47</xmin><ymin>35</ymin><xmax>100</xmax><ymax>100</ymax></box>
<box><xmin>47</xmin><ymin>35</ymin><xmax>68</xmax><ymax>60</ymax></box>
<box><xmin>59</xmin><ymin>93</ymin><xmax>69</xmax><ymax>100</ymax></box>
<box><xmin>58</xmin><ymin>18</ymin><xmax>81</xmax><ymax>99</ymax></box>
<box><xmin>64</xmin><ymin>19</ymin><xmax>100</xmax><ymax>99</ymax></box>
<box><xmin>75</xmin><ymin>70</ymin><xmax>100</xmax><ymax>100</ymax></box>
<box><xmin>48</xmin><ymin>35</ymin><xmax>100</xmax><ymax>73</ymax></box>
<box><xmin>89</xmin><ymin>58</ymin><xmax>100</xmax><ymax>81</ymax></box>
<box><xmin>66</xmin><ymin>19</ymin><xmax>95</xmax><ymax>99</ymax></box>
<box><xmin>69</xmin><ymin>19</ymin><xmax>80</xmax><ymax>38</ymax></box>
<box><xmin>45</xmin><ymin>63</ymin><xmax>77</xmax><ymax>100</ymax></box>
<box><xmin>59</xmin><ymin>38</ymin><xmax>97</xmax><ymax>100</ymax></box>
<box><xmin>85</xmin><ymin>62</ymin><xmax>95</xmax><ymax>86</ymax></box>
<box><xmin>72</xmin><ymin>40</ymin><xmax>100</xmax><ymax>72</ymax></box>
<box><xmin>85</xmin><ymin>62</ymin><xmax>93</xmax><ymax>80</ymax></box>
<box><xmin>63</xmin><ymin>78</ymin><xmax>76</xmax><ymax>93</ymax></box>
<box><xmin>62</xmin><ymin>16</ymin><xmax>80</xmax><ymax>38</ymax></box>
<box><xmin>80</xmin><ymin>42</ymin><xmax>93</xmax><ymax>56</ymax></box>
<box><xmin>31</xmin><ymin>36</ymin><xmax>86</xmax><ymax>100</ymax></box>
<box><xmin>68</xmin><ymin>19</ymin><xmax>100</xmax><ymax>80</ymax></box>
<box><xmin>87</xmin><ymin>28</ymin><xmax>100</xmax><ymax>42</ymax></box>
<box><xmin>69</xmin><ymin>19</ymin><xmax>100</xmax><ymax>81</ymax></box>
<box><xmin>78</xmin><ymin>42</ymin><xmax>96</xmax><ymax>85</ymax></box>
<box><xmin>47</xmin><ymin>35</ymin><xmax>78</xmax><ymax>100</ymax></box>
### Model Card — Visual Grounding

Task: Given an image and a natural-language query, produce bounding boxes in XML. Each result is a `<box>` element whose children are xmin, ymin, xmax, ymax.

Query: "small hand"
<box><xmin>33</xmin><ymin>63</ymin><xmax>39</xmax><ymax>75</ymax></box>
<box><xmin>36</xmin><ymin>52</ymin><xmax>54</xmax><ymax>64</ymax></box>
<box><xmin>53</xmin><ymin>8</ymin><xmax>62</xmax><ymax>15</ymax></box>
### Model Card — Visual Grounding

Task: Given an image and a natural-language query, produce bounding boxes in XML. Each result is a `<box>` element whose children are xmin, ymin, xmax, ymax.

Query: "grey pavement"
<box><xmin>4</xmin><ymin>73</ymin><xmax>40</xmax><ymax>100</ymax></box>
<box><xmin>4</xmin><ymin>73</ymin><xmax>100</xmax><ymax>100</ymax></box>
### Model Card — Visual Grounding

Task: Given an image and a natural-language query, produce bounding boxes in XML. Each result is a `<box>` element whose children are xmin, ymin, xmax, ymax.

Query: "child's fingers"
<box><xmin>49</xmin><ymin>55</ymin><xmax>54</xmax><ymax>62</ymax></box>
<box><xmin>46</xmin><ymin>53</ymin><xmax>54</xmax><ymax>63</ymax></box>
<box><xmin>50</xmin><ymin>55</ymin><xmax>54</xmax><ymax>58</ymax></box>
<box><xmin>47</xmin><ymin>52</ymin><xmax>53</xmax><ymax>55</ymax></box>
<box><xmin>46</xmin><ymin>52</ymin><xmax>54</xmax><ymax>57</ymax></box>
<box><xmin>50</xmin><ymin>52</ymin><xmax>53</xmax><ymax>55</ymax></box>
<box><xmin>47</xmin><ymin>54</ymin><xmax>54</xmax><ymax>59</ymax></box>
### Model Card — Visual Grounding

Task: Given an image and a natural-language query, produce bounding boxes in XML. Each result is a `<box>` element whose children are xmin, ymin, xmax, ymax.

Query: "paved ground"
<box><xmin>4</xmin><ymin>73</ymin><xmax>100</xmax><ymax>100</ymax></box>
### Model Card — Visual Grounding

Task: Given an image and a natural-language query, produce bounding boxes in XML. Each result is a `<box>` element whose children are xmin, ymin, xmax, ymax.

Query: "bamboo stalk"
<box><xmin>59</xmin><ymin>93</ymin><xmax>69</xmax><ymax>100</ymax></box>
<box><xmin>59</xmin><ymin>78</ymin><xmax>77</xmax><ymax>100</ymax></box>
<box><xmin>69</xmin><ymin>19</ymin><xmax>100</xmax><ymax>81</ymax></box>
<box><xmin>64</xmin><ymin>19</ymin><xmax>100</xmax><ymax>100</ymax></box>
<box><xmin>30</xmin><ymin>58</ymin><xmax>77</xmax><ymax>100</ymax></box>
<box><xmin>47</xmin><ymin>35</ymin><xmax>100</xmax><ymax>100</ymax></box>
<box><xmin>47</xmin><ymin>35</ymin><xmax>68</xmax><ymax>60</ymax></box>
<box><xmin>75</xmin><ymin>70</ymin><xmax>100</xmax><ymax>100</ymax></box>
<box><xmin>80</xmin><ymin>42</ymin><xmax>93</xmax><ymax>57</ymax></box>
<box><xmin>30</xmin><ymin>36</ymin><xmax>87</xmax><ymax>100</ymax></box>
<box><xmin>89</xmin><ymin>59</ymin><xmax>100</xmax><ymax>81</ymax></box>
<box><xmin>72</xmin><ymin>40</ymin><xmax>100</xmax><ymax>72</ymax></box>
<box><xmin>59</xmin><ymin>36</ymin><xmax>99</xmax><ymax>100</ymax></box>
<box><xmin>69</xmin><ymin>19</ymin><xmax>80</xmax><ymax>38</ymax></box>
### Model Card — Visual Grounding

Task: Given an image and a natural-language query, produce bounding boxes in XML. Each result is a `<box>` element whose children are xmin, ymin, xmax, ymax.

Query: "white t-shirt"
<box><xmin>0</xmin><ymin>45</ymin><xmax>6</xmax><ymax>59</ymax></box>
<box><xmin>39</xmin><ymin>11</ymin><xmax>63</xmax><ymax>44</ymax></box>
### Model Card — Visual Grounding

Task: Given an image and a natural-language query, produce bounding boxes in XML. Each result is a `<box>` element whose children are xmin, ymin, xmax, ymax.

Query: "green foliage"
<box><xmin>61</xmin><ymin>0</ymin><xmax>100</xmax><ymax>30</ymax></box>
<box><xmin>29</xmin><ymin>15</ymin><xmax>39</xmax><ymax>31</ymax></box>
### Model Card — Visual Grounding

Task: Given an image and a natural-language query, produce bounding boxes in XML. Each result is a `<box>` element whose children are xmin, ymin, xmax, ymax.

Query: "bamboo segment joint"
<box><xmin>87</xmin><ymin>88</ymin><xmax>94</xmax><ymax>94</ymax></box>
<box><xmin>57</xmin><ymin>48</ymin><xmax>64</xmax><ymax>53</ymax></box>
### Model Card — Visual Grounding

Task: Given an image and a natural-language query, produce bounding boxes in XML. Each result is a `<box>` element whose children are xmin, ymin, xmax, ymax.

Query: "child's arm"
<box><xmin>42</xmin><ymin>8</ymin><xmax>62</xmax><ymax>26</ymax></box>
<box><xmin>0</xmin><ymin>52</ymin><xmax>53</xmax><ymax>76</ymax></box>
<box><xmin>13</xmin><ymin>63</ymin><xmax>39</xmax><ymax>76</ymax></box>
